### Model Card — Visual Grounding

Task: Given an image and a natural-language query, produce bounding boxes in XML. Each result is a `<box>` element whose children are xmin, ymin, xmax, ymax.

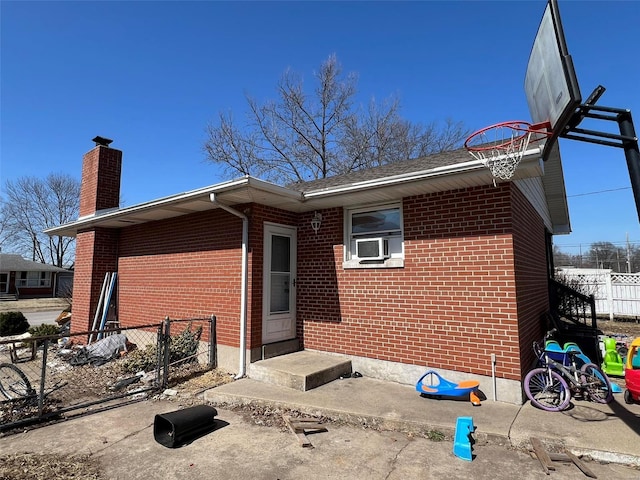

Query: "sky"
<box><xmin>2</xmin><ymin>0</ymin><xmax>639</xmax><ymax>255</ymax></box>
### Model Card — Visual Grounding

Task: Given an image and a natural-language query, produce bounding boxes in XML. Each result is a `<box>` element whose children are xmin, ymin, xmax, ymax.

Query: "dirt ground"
<box><xmin>599</xmin><ymin>318</ymin><xmax>640</xmax><ymax>340</ymax></box>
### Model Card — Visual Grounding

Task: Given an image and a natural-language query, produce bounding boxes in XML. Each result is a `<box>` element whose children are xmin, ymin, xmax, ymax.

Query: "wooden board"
<box><xmin>531</xmin><ymin>437</ymin><xmax>555</xmax><ymax>474</ymax></box>
<box><xmin>529</xmin><ymin>437</ymin><xmax>597</xmax><ymax>478</ymax></box>
<box><xmin>283</xmin><ymin>415</ymin><xmax>327</xmax><ymax>448</ymax></box>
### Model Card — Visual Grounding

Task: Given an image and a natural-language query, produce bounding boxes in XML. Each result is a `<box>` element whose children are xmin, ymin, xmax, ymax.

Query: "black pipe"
<box><xmin>154</xmin><ymin>405</ymin><xmax>218</xmax><ymax>448</ymax></box>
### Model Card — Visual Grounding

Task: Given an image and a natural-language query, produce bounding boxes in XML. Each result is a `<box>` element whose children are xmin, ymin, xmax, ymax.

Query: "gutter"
<box><xmin>302</xmin><ymin>146</ymin><xmax>544</xmax><ymax>199</ymax></box>
<box><xmin>209</xmin><ymin>193</ymin><xmax>248</xmax><ymax>380</ymax></box>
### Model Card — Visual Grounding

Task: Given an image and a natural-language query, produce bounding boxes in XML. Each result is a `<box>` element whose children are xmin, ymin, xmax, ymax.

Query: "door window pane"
<box><xmin>271</xmin><ymin>235</ymin><xmax>290</xmax><ymax>272</ymax></box>
<box><xmin>270</xmin><ymin>273</ymin><xmax>290</xmax><ymax>313</ymax></box>
<box><xmin>270</xmin><ymin>234</ymin><xmax>291</xmax><ymax>314</ymax></box>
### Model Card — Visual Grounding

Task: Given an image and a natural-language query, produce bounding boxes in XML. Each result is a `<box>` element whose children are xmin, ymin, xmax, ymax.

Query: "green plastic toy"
<box><xmin>601</xmin><ymin>337</ymin><xmax>624</xmax><ymax>377</ymax></box>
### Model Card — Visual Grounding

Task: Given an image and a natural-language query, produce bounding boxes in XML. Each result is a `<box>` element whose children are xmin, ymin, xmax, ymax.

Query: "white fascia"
<box><xmin>302</xmin><ymin>147</ymin><xmax>543</xmax><ymax>200</ymax></box>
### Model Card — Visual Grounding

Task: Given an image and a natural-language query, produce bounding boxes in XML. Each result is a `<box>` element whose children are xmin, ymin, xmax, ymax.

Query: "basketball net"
<box><xmin>464</xmin><ymin>121</ymin><xmax>550</xmax><ymax>182</ymax></box>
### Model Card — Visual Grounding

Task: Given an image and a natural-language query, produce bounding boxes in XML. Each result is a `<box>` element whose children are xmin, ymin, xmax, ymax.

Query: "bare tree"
<box><xmin>204</xmin><ymin>54</ymin><xmax>469</xmax><ymax>185</ymax></box>
<box><xmin>588</xmin><ymin>242</ymin><xmax>620</xmax><ymax>270</ymax></box>
<box><xmin>0</xmin><ymin>206</ymin><xmax>11</xmax><ymax>252</ymax></box>
<box><xmin>2</xmin><ymin>173</ymin><xmax>79</xmax><ymax>267</ymax></box>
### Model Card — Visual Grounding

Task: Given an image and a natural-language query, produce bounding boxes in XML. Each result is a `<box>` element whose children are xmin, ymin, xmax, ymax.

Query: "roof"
<box><xmin>0</xmin><ymin>254</ymin><xmax>69</xmax><ymax>273</ymax></box>
<box><xmin>45</xmin><ymin>145</ymin><xmax>569</xmax><ymax>237</ymax></box>
<box><xmin>287</xmin><ymin>149</ymin><xmax>470</xmax><ymax>192</ymax></box>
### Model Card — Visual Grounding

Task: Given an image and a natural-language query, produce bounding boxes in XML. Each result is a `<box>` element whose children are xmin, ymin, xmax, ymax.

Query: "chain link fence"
<box><xmin>0</xmin><ymin>316</ymin><xmax>216</xmax><ymax>432</ymax></box>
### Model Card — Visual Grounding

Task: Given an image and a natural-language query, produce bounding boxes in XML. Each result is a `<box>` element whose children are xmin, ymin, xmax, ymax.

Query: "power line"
<box><xmin>555</xmin><ymin>240</ymin><xmax>640</xmax><ymax>249</ymax></box>
<box><xmin>567</xmin><ymin>186</ymin><xmax>631</xmax><ymax>198</ymax></box>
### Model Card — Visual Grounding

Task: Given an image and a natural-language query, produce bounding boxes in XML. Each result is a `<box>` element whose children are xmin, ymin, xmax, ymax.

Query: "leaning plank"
<box><xmin>564</xmin><ymin>449</ymin><xmax>597</xmax><ymax>479</ymax></box>
<box><xmin>530</xmin><ymin>437</ymin><xmax>555</xmax><ymax>474</ymax></box>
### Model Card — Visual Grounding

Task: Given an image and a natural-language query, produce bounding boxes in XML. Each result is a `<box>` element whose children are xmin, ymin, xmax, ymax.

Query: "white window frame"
<box><xmin>17</xmin><ymin>271</ymin><xmax>51</xmax><ymax>288</ymax></box>
<box><xmin>343</xmin><ymin>202</ymin><xmax>404</xmax><ymax>269</ymax></box>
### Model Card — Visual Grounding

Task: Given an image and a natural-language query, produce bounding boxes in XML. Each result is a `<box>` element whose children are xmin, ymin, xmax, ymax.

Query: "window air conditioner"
<box><xmin>355</xmin><ymin>238</ymin><xmax>389</xmax><ymax>261</ymax></box>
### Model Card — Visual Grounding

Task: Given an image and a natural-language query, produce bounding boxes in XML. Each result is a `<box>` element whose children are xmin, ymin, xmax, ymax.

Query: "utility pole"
<box><xmin>627</xmin><ymin>232</ymin><xmax>631</xmax><ymax>273</ymax></box>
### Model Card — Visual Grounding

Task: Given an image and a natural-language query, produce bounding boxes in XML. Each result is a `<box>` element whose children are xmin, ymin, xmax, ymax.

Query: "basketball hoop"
<box><xmin>464</xmin><ymin>121</ymin><xmax>551</xmax><ymax>181</ymax></box>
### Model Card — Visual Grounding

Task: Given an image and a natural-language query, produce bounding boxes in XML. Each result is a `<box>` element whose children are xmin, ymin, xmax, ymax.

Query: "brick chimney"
<box><xmin>79</xmin><ymin>136</ymin><xmax>122</xmax><ymax>217</ymax></box>
<box><xmin>73</xmin><ymin>136</ymin><xmax>121</xmax><ymax>335</ymax></box>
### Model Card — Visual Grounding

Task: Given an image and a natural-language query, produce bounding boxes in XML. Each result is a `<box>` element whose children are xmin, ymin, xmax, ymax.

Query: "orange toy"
<box><xmin>416</xmin><ymin>370</ymin><xmax>481</xmax><ymax>406</ymax></box>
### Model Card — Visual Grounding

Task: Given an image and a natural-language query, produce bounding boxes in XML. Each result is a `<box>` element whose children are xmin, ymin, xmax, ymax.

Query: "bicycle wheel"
<box><xmin>524</xmin><ymin>367</ymin><xmax>571</xmax><ymax>412</ymax></box>
<box><xmin>580</xmin><ymin>363</ymin><xmax>613</xmax><ymax>404</ymax></box>
<box><xmin>0</xmin><ymin>363</ymin><xmax>34</xmax><ymax>400</ymax></box>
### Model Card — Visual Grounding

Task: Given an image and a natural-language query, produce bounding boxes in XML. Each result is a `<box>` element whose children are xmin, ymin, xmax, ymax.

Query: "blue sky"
<box><xmin>2</xmin><ymin>0</ymin><xmax>639</xmax><ymax>254</ymax></box>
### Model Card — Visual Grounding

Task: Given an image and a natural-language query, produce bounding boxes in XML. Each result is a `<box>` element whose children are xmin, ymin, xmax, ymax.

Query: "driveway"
<box><xmin>0</xmin><ymin>298</ymin><xmax>67</xmax><ymax>328</ymax></box>
<box><xmin>23</xmin><ymin>310</ymin><xmax>62</xmax><ymax>327</ymax></box>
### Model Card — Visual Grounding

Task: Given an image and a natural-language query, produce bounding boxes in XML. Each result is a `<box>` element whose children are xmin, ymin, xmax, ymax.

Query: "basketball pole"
<box><xmin>618</xmin><ymin>111</ymin><xmax>640</xmax><ymax>223</ymax></box>
<box><xmin>560</xmin><ymin>85</ymin><xmax>640</xmax><ymax>224</ymax></box>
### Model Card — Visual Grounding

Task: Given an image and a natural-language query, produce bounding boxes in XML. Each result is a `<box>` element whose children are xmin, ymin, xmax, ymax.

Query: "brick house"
<box><xmin>0</xmin><ymin>253</ymin><xmax>70</xmax><ymax>300</ymax></box>
<box><xmin>47</xmin><ymin>139</ymin><xmax>570</xmax><ymax>404</ymax></box>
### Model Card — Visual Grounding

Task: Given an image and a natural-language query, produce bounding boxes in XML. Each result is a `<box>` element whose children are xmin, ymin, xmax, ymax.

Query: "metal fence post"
<box><xmin>155</xmin><ymin>323</ymin><xmax>163</xmax><ymax>387</ymax></box>
<box><xmin>38</xmin><ymin>339</ymin><xmax>49</xmax><ymax>417</ymax></box>
<box><xmin>162</xmin><ymin>316</ymin><xmax>171</xmax><ymax>389</ymax></box>
<box><xmin>209</xmin><ymin>315</ymin><xmax>217</xmax><ymax>368</ymax></box>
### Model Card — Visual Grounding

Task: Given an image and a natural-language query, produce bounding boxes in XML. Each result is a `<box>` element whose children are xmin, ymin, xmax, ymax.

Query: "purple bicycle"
<box><xmin>524</xmin><ymin>329</ymin><xmax>613</xmax><ymax>412</ymax></box>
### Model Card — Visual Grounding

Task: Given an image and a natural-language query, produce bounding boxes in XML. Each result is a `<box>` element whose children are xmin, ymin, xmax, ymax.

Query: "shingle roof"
<box><xmin>0</xmin><ymin>254</ymin><xmax>68</xmax><ymax>272</ymax></box>
<box><xmin>288</xmin><ymin>148</ymin><xmax>471</xmax><ymax>192</ymax></box>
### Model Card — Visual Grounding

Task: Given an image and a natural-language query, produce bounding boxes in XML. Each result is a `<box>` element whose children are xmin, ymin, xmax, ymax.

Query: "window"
<box><xmin>344</xmin><ymin>203</ymin><xmax>404</xmax><ymax>268</ymax></box>
<box><xmin>17</xmin><ymin>271</ymin><xmax>51</xmax><ymax>288</ymax></box>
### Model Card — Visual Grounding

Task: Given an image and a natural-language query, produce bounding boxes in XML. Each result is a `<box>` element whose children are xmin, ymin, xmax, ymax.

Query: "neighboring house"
<box><xmin>46</xmin><ymin>139</ymin><xmax>571</xmax><ymax>404</ymax></box>
<box><xmin>0</xmin><ymin>253</ymin><xmax>70</xmax><ymax>299</ymax></box>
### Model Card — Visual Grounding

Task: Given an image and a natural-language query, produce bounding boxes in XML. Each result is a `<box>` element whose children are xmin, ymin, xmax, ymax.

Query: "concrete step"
<box><xmin>0</xmin><ymin>293</ymin><xmax>18</xmax><ymax>301</ymax></box>
<box><xmin>249</xmin><ymin>350</ymin><xmax>352</xmax><ymax>392</ymax></box>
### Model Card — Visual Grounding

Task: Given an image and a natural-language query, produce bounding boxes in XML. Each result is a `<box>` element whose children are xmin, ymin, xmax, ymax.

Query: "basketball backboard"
<box><xmin>525</xmin><ymin>0</ymin><xmax>581</xmax><ymax>160</ymax></box>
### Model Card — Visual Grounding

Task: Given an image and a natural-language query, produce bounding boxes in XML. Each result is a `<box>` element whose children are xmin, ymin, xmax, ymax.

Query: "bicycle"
<box><xmin>524</xmin><ymin>329</ymin><xmax>613</xmax><ymax>412</ymax></box>
<box><xmin>0</xmin><ymin>362</ymin><xmax>66</xmax><ymax>403</ymax></box>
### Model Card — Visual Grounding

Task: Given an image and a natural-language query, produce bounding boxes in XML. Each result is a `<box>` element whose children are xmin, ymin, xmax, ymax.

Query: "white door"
<box><xmin>263</xmin><ymin>223</ymin><xmax>297</xmax><ymax>344</ymax></box>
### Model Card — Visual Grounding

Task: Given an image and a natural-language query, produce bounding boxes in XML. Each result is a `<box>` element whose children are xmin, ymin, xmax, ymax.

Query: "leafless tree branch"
<box><xmin>203</xmin><ymin>54</ymin><xmax>469</xmax><ymax>185</ymax></box>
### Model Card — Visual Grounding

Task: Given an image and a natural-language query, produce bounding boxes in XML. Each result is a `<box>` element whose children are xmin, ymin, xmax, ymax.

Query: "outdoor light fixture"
<box><xmin>310</xmin><ymin>212</ymin><xmax>322</xmax><ymax>234</ymax></box>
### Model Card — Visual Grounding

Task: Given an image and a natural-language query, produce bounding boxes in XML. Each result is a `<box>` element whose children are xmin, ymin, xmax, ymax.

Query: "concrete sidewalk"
<box><xmin>204</xmin><ymin>375</ymin><xmax>640</xmax><ymax>466</ymax></box>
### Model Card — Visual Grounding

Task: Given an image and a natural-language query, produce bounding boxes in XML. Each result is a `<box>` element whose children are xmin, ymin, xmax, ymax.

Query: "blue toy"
<box><xmin>416</xmin><ymin>370</ymin><xmax>481</xmax><ymax>406</ymax></box>
<box><xmin>544</xmin><ymin>340</ymin><xmax>591</xmax><ymax>368</ymax></box>
<box><xmin>453</xmin><ymin>416</ymin><xmax>475</xmax><ymax>461</ymax></box>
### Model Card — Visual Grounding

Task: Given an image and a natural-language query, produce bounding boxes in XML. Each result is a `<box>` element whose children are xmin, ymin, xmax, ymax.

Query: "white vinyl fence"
<box><xmin>556</xmin><ymin>268</ymin><xmax>640</xmax><ymax>320</ymax></box>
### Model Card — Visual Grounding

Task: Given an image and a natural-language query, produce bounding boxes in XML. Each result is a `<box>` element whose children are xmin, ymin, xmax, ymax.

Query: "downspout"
<box><xmin>209</xmin><ymin>193</ymin><xmax>248</xmax><ymax>379</ymax></box>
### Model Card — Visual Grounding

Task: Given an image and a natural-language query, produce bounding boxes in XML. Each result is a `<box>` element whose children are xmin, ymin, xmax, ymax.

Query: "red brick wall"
<box><xmin>297</xmin><ymin>184</ymin><xmax>541</xmax><ymax>381</ymax></box>
<box><xmin>74</xmin><ymin>172</ymin><xmax>549</xmax><ymax>382</ymax></box>
<box><xmin>116</xmin><ymin>209</ymin><xmax>244</xmax><ymax>346</ymax></box>
<box><xmin>511</xmin><ymin>185</ymin><xmax>550</xmax><ymax>374</ymax></box>
<box><xmin>79</xmin><ymin>146</ymin><xmax>122</xmax><ymax>217</ymax></box>
<box><xmin>72</xmin><ymin>228</ymin><xmax>119</xmax><ymax>334</ymax></box>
